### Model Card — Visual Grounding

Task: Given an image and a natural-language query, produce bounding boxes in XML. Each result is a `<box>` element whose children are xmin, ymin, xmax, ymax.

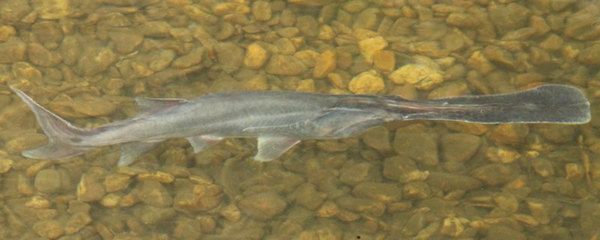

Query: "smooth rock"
<box><xmin>33</xmin><ymin>0</ymin><xmax>71</xmax><ymax>19</ymax></box>
<box><xmin>312</xmin><ymin>49</ymin><xmax>336</xmax><ymax>78</ymax></box>
<box><xmin>77</xmin><ymin>47</ymin><xmax>116</xmax><ymax>76</ymax></box>
<box><xmin>393</xmin><ymin>125</ymin><xmax>439</xmax><ymax>166</ymax></box>
<box><xmin>0</xmin><ymin>37</ymin><xmax>26</xmax><ymax>63</ymax></box>
<box><xmin>137</xmin><ymin>180</ymin><xmax>173</xmax><ymax>207</ymax></box>
<box><xmin>389</xmin><ymin>64</ymin><xmax>444</xmax><ymax>90</ymax></box>
<box><xmin>359</xmin><ymin>36</ymin><xmax>387</xmax><ymax>63</ymax></box>
<box><xmin>361</xmin><ymin>126</ymin><xmax>392</xmax><ymax>152</ymax></box>
<box><xmin>243</xmin><ymin>42</ymin><xmax>269</xmax><ymax>69</ymax></box>
<box><xmin>34</xmin><ymin>169</ymin><xmax>63</xmax><ymax>194</ymax></box>
<box><xmin>348</xmin><ymin>70</ymin><xmax>385</xmax><ymax>94</ymax></box>
<box><xmin>352</xmin><ymin>182</ymin><xmax>401</xmax><ymax>203</ymax></box>
<box><xmin>441</xmin><ymin>133</ymin><xmax>481</xmax><ymax>162</ymax></box>
<box><xmin>265</xmin><ymin>54</ymin><xmax>307</xmax><ymax>76</ymax></box>
<box><xmin>108</xmin><ymin>29</ymin><xmax>143</xmax><ymax>54</ymax></box>
<box><xmin>239</xmin><ymin>192</ymin><xmax>287</xmax><ymax>220</ymax></box>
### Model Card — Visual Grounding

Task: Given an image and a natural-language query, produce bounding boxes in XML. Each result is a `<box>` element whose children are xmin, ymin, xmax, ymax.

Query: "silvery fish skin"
<box><xmin>10</xmin><ymin>84</ymin><xmax>591</xmax><ymax>166</ymax></box>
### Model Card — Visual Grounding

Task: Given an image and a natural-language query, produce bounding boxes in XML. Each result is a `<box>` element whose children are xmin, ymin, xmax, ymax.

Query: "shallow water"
<box><xmin>1</xmin><ymin>0</ymin><xmax>600</xmax><ymax>239</ymax></box>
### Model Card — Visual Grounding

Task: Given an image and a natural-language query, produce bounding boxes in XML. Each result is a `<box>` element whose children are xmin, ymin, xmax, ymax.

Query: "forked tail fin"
<box><xmin>385</xmin><ymin>84</ymin><xmax>591</xmax><ymax>124</ymax></box>
<box><xmin>10</xmin><ymin>87</ymin><xmax>92</xmax><ymax>159</ymax></box>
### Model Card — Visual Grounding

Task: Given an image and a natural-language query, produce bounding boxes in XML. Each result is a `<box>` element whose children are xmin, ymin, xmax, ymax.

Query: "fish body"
<box><xmin>10</xmin><ymin>84</ymin><xmax>591</xmax><ymax>166</ymax></box>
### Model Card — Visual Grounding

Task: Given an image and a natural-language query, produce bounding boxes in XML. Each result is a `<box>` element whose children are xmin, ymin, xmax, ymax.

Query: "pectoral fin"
<box><xmin>119</xmin><ymin>141</ymin><xmax>160</xmax><ymax>166</ymax></box>
<box><xmin>254</xmin><ymin>136</ymin><xmax>300</xmax><ymax>162</ymax></box>
<box><xmin>186</xmin><ymin>135</ymin><xmax>223</xmax><ymax>153</ymax></box>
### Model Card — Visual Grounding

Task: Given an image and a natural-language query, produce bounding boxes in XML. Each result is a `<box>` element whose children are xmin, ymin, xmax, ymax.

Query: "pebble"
<box><xmin>0</xmin><ymin>37</ymin><xmax>26</xmax><ymax>63</ymax></box>
<box><xmin>173</xmin><ymin>217</ymin><xmax>203</xmax><ymax>239</ymax></box>
<box><xmin>31</xmin><ymin>21</ymin><xmax>63</xmax><ymax>48</ymax></box>
<box><xmin>383</xmin><ymin>155</ymin><xmax>428</xmax><ymax>183</ymax></box>
<box><xmin>243</xmin><ymin>74</ymin><xmax>269</xmax><ymax>90</ymax></box>
<box><xmin>531</xmin><ymin>157</ymin><xmax>555</xmax><ymax>177</ymax></box>
<box><xmin>471</xmin><ymin>164</ymin><xmax>517</xmax><ymax>187</ymax></box>
<box><xmin>389</xmin><ymin>64</ymin><xmax>444</xmax><ymax>90</ymax></box>
<box><xmin>59</xmin><ymin>36</ymin><xmax>81</xmax><ymax>66</ymax></box>
<box><xmin>265</xmin><ymin>54</ymin><xmax>307</xmax><ymax>75</ymax></box>
<box><xmin>440</xmin><ymin>133</ymin><xmax>481</xmax><ymax>162</ymax></box>
<box><xmin>446</xmin><ymin>12</ymin><xmax>478</xmax><ymax>28</ymax></box>
<box><xmin>135</xmin><ymin>205</ymin><xmax>177</xmax><ymax>225</ymax></box>
<box><xmin>137</xmin><ymin>171</ymin><xmax>175</xmax><ymax>184</ymax></box>
<box><xmin>348</xmin><ymin>70</ymin><xmax>385</xmax><ymax>94</ymax></box>
<box><xmin>100</xmin><ymin>193</ymin><xmax>122</xmax><ymax>208</ymax></box>
<box><xmin>361</xmin><ymin>126</ymin><xmax>392</xmax><ymax>152</ymax></box>
<box><xmin>312</xmin><ymin>49</ymin><xmax>336</xmax><ymax>79</ymax></box>
<box><xmin>578</xmin><ymin>44</ymin><xmax>600</xmax><ymax>66</ymax></box>
<box><xmin>33</xmin><ymin>220</ymin><xmax>64</xmax><ymax>239</ymax></box>
<box><xmin>393</xmin><ymin>125</ymin><xmax>439</xmax><ymax>166</ymax></box>
<box><xmin>426</xmin><ymin>172</ymin><xmax>482</xmax><ymax>192</ymax></box>
<box><xmin>18</xmin><ymin>173</ymin><xmax>35</xmax><ymax>195</ymax></box>
<box><xmin>336</xmin><ymin>196</ymin><xmax>385</xmax><ymax>216</ymax></box>
<box><xmin>239</xmin><ymin>191</ymin><xmax>287</xmax><ymax>220</ymax></box>
<box><xmin>485</xmin><ymin>146</ymin><xmax>521</xmax><ymax>163</ymax></box>
<box><xmin>564</xmin><ymin>7</ymin><xmax>600</xmax><ymax>41</ymax></box>
<box><xmin>172</xmin><ymin>47</ymin><xmax>205</xmax><ymax>69</ymax></box>
<box><xmin>352</xmin><ymin>182</ymin><xmax>401</xmax><ymax>203</ymax></box>
<box><xmin>539</xmin><ymin>34</ymin><xmax>563</xmax><ymax>51</ymax></box>
<box><xmin>174</xmin><ymin>182</ymin><xmax>222</xmax><ymax>211</ymax></box>
<box><xmin>25</xmin><ymin>196</ymin><xmax>51</xmax><ymax>209</ymax></box>
<box><xmin>489</xmin><ymin>124</ymin><xmax>529</xmax><ymax>146</ymax></box>
<box><xmin>488</xmin><ymin>3</ymin><xmax>530</xmax><ymax>34</ymax></box>
<box><xmin>77</xmin><ymin>173</ymin><xmax>106</xmax><ymax>202</ymax></box>
<box><xmin>34</xmin><ymin>169</ymin><xmax>63</xmax><ymax>194</ymax></box>
<box><xmin>108</xmin><ymin>29</ymin><xmax>144</xmax><ymax>54</ymax></box>
<box><xmin>137</xmin><ymin>180</ymin><xmax>173</xmax><ymax>208</ymax></box>
<box><xmin>215</xmin><ymin>42</ymin><xmax>244</xmax><ymax>72</ymax></box>
<box><xmin>0</xmin><ymin>25</ymin><xmax>16</xmax><ymax>42</ymax></box>
<box><xmin>486</xmin><ymin>225</ymin><xmax>526</xmax><ymax>240</ymax></box>
<box><xmin>252</xmin><ymin>1</ymin><xmax>272</xmax><ymax>21</ymax></box>
<box><xmin>12</xmin><ymin>61</ymin><xmax>42</xmax><ymax>80</ymax></box>
<box><xmin>0</xmin><ymin>0</ymin><xmax>30</xmax><ymax>23</ymax></box>
<box><xmin>358</xmin><ymin>36</ymin><xmax>388</xmax><ymax>63</ymax></box>
<box><xmin>373</xmin><ymin>50</ymin><xmax>395</xmax><ymax>72</ymax></box>
<box><xmin>296</xmin><ymin>15</ymin><xmax>319</xmax><ymax>37</ymax></box>
<box><xmin>77</xmin><ymin>47</ymin><xmax>116</xmax><ymax>76</ymax></box>
<box><xmin>354</xmin><ymin>8</ymin><xmax>380</xmax><ymax>30</ymax></box>
<box><xmin>0</xmin><ymin>158</ymin><xmax>13</xmax><ymax>173</ymax></box>
<box><xmin>220</xmin><ymin>203</ymin><xmax>242</xmax><ymax>222</ymax></box>
<box><xmin>243</xmin><ymin>42</ymin><xmax>269</xmax><ymax>69</ymax></box>
<box><xmin>483</xmin><ymin>45</ymin><xmax>516</xmax><ymax>69</ymax></box>
<box><xmin>296</xmin><ymin>79</ymin><xmax>316</xmax><ymax>92</ymax></box>
<box><xmin>293</xmin><ymin>183</ymin><xmax>325</xmax><ymax>210</ymax></box>
<box><xmin>33</xmin><ymin>0</ymin><xmax>70</xmax><ymax>19</ymax></box>
<box><xmin>64</xmin><ymin>212</ymin><xmax>92</xmax><ymax>234</ymax></box>
<box><xmin>28</xmin><ymin>43</ymin><xmax>62</xmax><ymax>67</ymax></box>
<box><xmin>288</xmin><ymin>0</ymin><xmax>330</xmax><ymax>6</ymax></box>
<box><xmin>339</xmin><ymin>161</ymin><xmax>378</xmax><ymax>185</ymax></box>
<box><xmin>467</xmin><ymin>51</ymin><xmax>494</xmax><ymax>75</ymax></box>
<box><xmin>402</xmin><ymin>181</ymin><xmax>431</xmax><ymax>200</ymax></box>
<box><xmin>103</xmin><ymin>173</ymin><xmax>131</xmax><ymax>193</ymax></box>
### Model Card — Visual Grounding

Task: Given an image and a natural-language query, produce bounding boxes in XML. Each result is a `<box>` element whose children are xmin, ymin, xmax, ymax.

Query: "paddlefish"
<box><xmin>10</xmin><ymin>84</ymin><xmax>591</xmax><ymax>166</ymax></box>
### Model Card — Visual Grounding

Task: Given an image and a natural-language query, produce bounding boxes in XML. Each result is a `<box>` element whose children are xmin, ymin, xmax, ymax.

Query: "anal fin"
<box><xmin>119</xmin><ymin>141</ymin><xmax>160</xmax><ymax>166</ymax></box>
<box><xmin>254</xmin><ymin>136</ymin><xmax>300</xmax><ymax>162</ymax></box>
<box><xmin>186</xmin><ymin>135</ymin><xmax>223</xmax><ymax>153</ymax></box>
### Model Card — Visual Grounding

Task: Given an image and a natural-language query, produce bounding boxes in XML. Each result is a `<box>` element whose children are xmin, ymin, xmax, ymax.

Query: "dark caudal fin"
<box><xmin>385</xmin><ymin>84</ymin><xmax>591</xmax><ymax>124</ymax></box>
<box><xmin>10</xmin><ymin>87</ymin><xmax>92</xmax><ymax>159</ymax></box>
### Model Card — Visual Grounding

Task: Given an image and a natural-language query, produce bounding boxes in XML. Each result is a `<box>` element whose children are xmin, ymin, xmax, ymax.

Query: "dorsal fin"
<box><xmin>134</xmin><ymin>97</ymin><xmax>188</xmax><ymax>113</ymax></box>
